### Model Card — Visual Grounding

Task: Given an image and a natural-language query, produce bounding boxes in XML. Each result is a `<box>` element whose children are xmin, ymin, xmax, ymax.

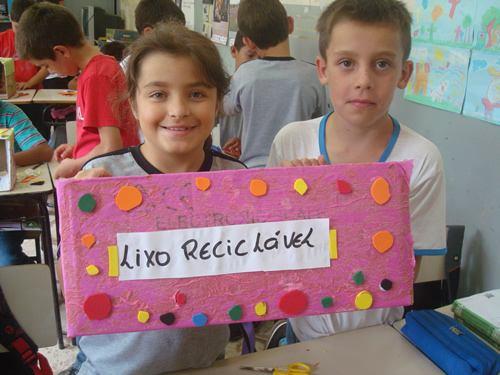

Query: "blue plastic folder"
<box><xmin>402</xmin><ymin>310</ymin><xmax>500</xmax><ymax>375</ymax></box>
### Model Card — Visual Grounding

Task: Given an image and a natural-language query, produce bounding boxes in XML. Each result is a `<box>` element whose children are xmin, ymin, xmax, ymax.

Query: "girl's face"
<box><xmin>133</xmin><ymin>51</ymin><xmax>218</xmax><ymax>160</ymax></box>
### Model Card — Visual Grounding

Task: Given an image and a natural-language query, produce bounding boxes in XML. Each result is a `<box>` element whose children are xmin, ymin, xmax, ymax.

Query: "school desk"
<box><xmin>0</xmin><ymin>264</ymin><xmax>57</xmax><ymax>352</ymax></box>
<box><xmin>4</xmin><ymin>89</ymin><xmax>37</xmax><ymax>105</ymax></box>
<box><xmin>32</xmin><ymin>89</ymin><xmax>77</xmax><ymax>105</ymax></box>
<box><xmin>0</xmin><ymin>163</ymin><xmax>64</xmax><ymax>348</ymax></box>
<box><xmin>175</xmin><ymin>324</ymin><xmax>443</xmax><ymax>375</ymax></box>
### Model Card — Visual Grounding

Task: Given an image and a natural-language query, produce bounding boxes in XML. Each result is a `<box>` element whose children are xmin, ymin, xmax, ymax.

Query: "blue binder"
<box><xmin>402</xmin><ymin>310</ymin><xmax>500</xmax><ymax>375</ymax></box>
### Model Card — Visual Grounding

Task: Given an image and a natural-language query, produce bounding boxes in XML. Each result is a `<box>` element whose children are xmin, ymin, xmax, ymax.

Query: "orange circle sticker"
<box><xmin>249</xmin><ymin>179</ymin><xmax>268</xmax><ymax>197</ymax></box>
<box><xmin>372</xmin><ymin>230</ymin><xmax>394</xmax><ymax>253</ymax></box>
<box><xmin>370</xmin><ymin>177</ymin><xmax>391</xmax><ymax>205</ymax></box>
<box><xmin>115</xmin><ymin>186</ymin><xmax>143</xmax><ymax>211</ymax></box>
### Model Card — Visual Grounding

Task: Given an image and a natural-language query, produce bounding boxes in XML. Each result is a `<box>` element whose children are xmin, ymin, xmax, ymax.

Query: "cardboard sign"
<box><xmin>0</xmin><ymin>58</ymin><xmax>17</xmax><ymax>100</ymax></box>
<box><xmin>57</xmin><ymin>162</ymin><xmax>414</xmax><ymax>337</ymax></box>
<box><xmin>0</xmin><ymin>128</ymin><xmax>16</xmax><ymax>192</ymax></box>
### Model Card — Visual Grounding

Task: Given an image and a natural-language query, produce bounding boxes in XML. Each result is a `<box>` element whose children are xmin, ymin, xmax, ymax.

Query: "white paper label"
<box><xmin>117</xmin><ymin>218</ymin><xmax>331</xmax><ymax>280</ymax></box>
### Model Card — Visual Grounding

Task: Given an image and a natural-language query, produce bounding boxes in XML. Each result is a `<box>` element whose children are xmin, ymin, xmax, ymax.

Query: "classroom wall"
<box><xmin>195</xmin><ymin>2</ymin><xmax>499</xmax><ymax>295</ymax></box>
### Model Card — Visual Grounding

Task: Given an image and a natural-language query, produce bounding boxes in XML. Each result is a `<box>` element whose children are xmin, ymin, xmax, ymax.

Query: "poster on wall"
<box><xmin>463</xmin><ymin>50</ymin><xmax>500</xmax><ymax>125</ymax></box>
<box><xmin>181</xmin><ymin>0</ymin><xmax>195</xmax><ymax>30</ymax></box>
<box><xmin>202</xmin><ymin>0</ymin><xmax>214</xmax><ymax>38</ymax></box>
<box><xmin>410</xmin><ymin>0</ymin><xmax>476</xmax><ymax>48</ymax></box>
<box><xmin>405</xmin><ymin>41</ymin><xmax>470</xmax><ymax>113</ymax></box>
<box><xmin>57</xmin><ymin>163</ymin><xmax>415</xmax><ymax>336</ymax></box>
<box><xmin>228</xmin><ymin>0</ymin><xmax>240</xmax><ymax>46</ymax></box>
<box><xmin>211</xmin><ymin>0</ymin><xmax>230</xmax><ymax>45</ymax></box>
<box><xmin>473</xmin><ymin>0</ymin><xmax>500</xmax><ymax>52</ymax></box>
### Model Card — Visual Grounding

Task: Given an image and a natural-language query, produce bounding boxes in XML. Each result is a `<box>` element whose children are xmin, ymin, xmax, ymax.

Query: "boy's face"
<box><xmin>133</xmin><ymin>52</ymin><xmax>218</xmax><ymax>160</ymax></box>
<box><xmin>31</xmin><ymin>46</ymin><xmax>79</xmax><ymax>76</ymax></box>
<box><xmin>231</xmin><ymin>45</ymin><xmax>257</xmax><ymax>70</ymax></box>
<box><xmin>317</xmin><ymin>20</ymin><xmax>412</xmax><ymax>129</ymax></box>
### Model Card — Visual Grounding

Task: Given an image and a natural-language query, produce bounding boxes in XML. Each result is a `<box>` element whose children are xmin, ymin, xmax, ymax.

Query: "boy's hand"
<box><xmin>223</xmin><ymin>137</ymin><xmax>241</xmax><ymax>158</ymax></box>
<box><xmin>75</xmin><ymin>168</ymin><xmax>112</xmax><ymax>179</ymax></box>
<box><xmin>54</xmin><ymin>144</ymin><xmax>74</xmax><ymax>162</ymax></box>
<box><xmin>16</xmin><ymin>82</ymin><xmax>29</xmax><ymax>90</ymax></box>
<box><xmin>53</xmin><ymin>158</ymin><xmax>80</xmax><ymax>179</ymax></box>
<box><xmin>281</xmin><ymin>155</ymin><xmax>327</xmax><ymax>167</ymax></box>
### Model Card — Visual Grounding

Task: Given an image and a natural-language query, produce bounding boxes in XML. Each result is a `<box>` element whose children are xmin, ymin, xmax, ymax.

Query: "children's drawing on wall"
<box><xmin>411</xmin><ymin>0</ymin><xmax>476</xmax><ymax>47</ymax></box>
<box><xmin>180</xmin><ymin>0</ymin><xmax>195</xmax><ymax>30</ymax></box>
<box><xmin>463</xmin><ymin>50</ymin><xmax>500</xmax><ymax>125</ymax></box>
<box><xmin>211</xmin><ymin>0</ymin><xmax>230</xmax><ymax>45</ymax></box>
<box><xmin>228</xmin><ymin>0</ymin><xmax>240</xmax><ymax>46</ymax></box>
<box><xmin>473</xmin><ymin>1</ymin><xmax>500</xmax><ymax>52</ymax></box>
<box><xmin>405</xmin><ymin>41</ymin><xmax>470</xmax><ymax>113</ymax></box>
<box><xmin>202</xmin><ymin>0</ymin><xmax>214</xmax><ymax>38</ymax></box>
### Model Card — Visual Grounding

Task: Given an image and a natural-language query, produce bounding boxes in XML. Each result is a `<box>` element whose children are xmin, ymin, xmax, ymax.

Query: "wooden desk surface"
<box><xmin>175</xmin><ymin>325</ymin><xmax>442</xmax><ymax>375</ymax></box>
<box><xmin>0</xmin><ymin>163</ymin><xmax>53</xmax><ymax>197</ymax></box>
<box><xmin>3</xmin><ymin>89</ymin><xmax>37</xmax><ymax>105</ymax></box>
<box><xmin>33</xmin><ymin>89</ymin><xmax>77</xmax><ymax>104</ymax></box>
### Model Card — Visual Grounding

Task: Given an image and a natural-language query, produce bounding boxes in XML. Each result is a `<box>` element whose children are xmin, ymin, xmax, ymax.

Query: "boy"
<box><xmin>224</xmin><ymin>0</ymin><xmax>328</xmax><ymax>168</ymax></box>
<box><xmin>268</xmin><ymin>0</ymin><xmax>446</xmax><ymax>342</ymax></box>
<box><xmin>15</xmin><ymin>3</ymin><xmax>139</xmax><ymax>179</ymax></box>
<box><xmin>120</xmin><ymin>0</ymin><xmax>185</xmax><ymax>71</ymax></box>
<box><xmin>220</xmin><ymin>31</ymin><xmax>257</xmax><ymax>158</ymax></box>
<box><xmin>0</xmin><ymin>0</ymin><xmax>48</xmax><ymax>90</ymax></box>
<box><xmin>0</xmin><ymin>100</ymin><xmax>53</xmax><ymax>267</ymax></box>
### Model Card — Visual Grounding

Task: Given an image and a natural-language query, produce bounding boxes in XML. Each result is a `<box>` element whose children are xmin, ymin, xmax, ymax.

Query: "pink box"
<box><xmin>57</xmin><ymin>162</ymin><xmax>414</xmax><ymax>337</ymax></box>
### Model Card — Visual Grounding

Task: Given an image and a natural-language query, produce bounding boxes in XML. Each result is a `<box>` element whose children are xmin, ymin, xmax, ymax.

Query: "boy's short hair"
<box><xmin>100</xmin><ymin>41</ymin><xmax>126</xmax><ymax>62</ymax></box>
<box><xmin>233</xmin><ymin>31</ymin><xmax>244</xmax><ymax>51</ymax></box>
<box><xmin>126</xmin><ymin>23</ymin><xmax>229</xmax><ymax>106</ymax></box>
<box><xmin>237</xmin><ymin>0</ymin><xmax>288</xmax><ymax>49</ymax></box>
<box><xmin>135</xmin><ymin>0</ymin><xmax>185</xmax><ymax>34</ymax></box>
<box><xmin>15</xmin><ymin>2</ymin><xmax>84</xmax><ymax>60</ymax></box>
<box><xmin>317</xmin><ymin>0</ymin><xmax>412</xmax><ymax>60</ymax></box>
<box><xmin>9</xmin><ymin>0</ymin><xmax>34</xmax><ymax>22</ymax></box>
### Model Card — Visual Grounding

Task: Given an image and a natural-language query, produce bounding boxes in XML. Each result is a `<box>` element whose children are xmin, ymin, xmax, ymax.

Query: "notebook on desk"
<box><xmin>452</xmin><ymin>289</ymin><xmax>500</xmax><ymax>349</ymax></box>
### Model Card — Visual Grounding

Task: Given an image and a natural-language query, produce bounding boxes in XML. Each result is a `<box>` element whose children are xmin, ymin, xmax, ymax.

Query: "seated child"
<box><xmin>0</xmin><ymin>0</ymin><xmax>48</xmax><ymax>90</ymax></box>
<box><xmin>65</xmin><ymin>23</ymin><xmax>245</xmax><ymax>374</ymax></box>
<box><xmin>268</xmin><ymin>0</ymin><xmax>446</xmax><ymax>342</ymax></box>
<box><xmin>224</xmin><ymin>0</ymin><xmax>329</xmax><ymax>168</ymax></box>
<box><xmin>0</xmin><ymin>100</ymin><xmax>53</xmax><ymax>267</ymax></box>
<box><xmin>15</xmin><ymin>2</ymin><xmax>139</xmax><ymax>179</ymax></box>
<box><xmin>220</xmin><ymin>30</ymin><xmax>257</xmax><ymax>158</ymax></box>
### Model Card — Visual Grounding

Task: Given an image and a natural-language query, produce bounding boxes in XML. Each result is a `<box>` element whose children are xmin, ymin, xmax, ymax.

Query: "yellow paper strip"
<box><xmin>329</xmin><ymin>229</ymin><xmax>338</xmax><ymax>259</ymax></box>
<box><xmin>108</xmin><ymin>245</ymin><xmax>119</xmax><ymax>277</ymax></box>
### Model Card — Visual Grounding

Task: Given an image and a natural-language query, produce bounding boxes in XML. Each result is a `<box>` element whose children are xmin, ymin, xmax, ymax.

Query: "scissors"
<box><xmin>240</xmin><ymin>362</ymin><xmax>314</xmax><ymax>374</ymax></box>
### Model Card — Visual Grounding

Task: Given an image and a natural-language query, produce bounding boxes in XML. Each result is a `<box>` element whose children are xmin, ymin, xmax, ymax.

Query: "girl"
<box><xmin>70</xmin><ymin>23</ymin><xmax>245</xmax><ymax>375</ymax></box>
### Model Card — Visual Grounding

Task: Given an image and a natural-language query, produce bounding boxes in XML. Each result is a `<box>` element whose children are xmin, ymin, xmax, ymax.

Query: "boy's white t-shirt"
<box><xmin>267</xmin><ymin>114</ymin><xmax>446</xmax><ymax>341</ymax></box>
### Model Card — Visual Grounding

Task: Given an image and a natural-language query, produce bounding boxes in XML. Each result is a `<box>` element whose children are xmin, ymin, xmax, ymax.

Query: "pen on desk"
<box><xmin>32</xmin><ymin>163</ymin><xmax>44</xmax><ymax>169</ymax></box>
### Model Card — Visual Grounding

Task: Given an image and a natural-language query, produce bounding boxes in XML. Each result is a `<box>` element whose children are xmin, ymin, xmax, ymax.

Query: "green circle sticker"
<box><xmin>321</xmin><ymin>296</ymin><xmax>334</xmax><ymax>308</ymax></box>
<box><xmin>228</xmin><ymin>305</ymin><xmax>243</xmax><ymax>321</ymax></box>
<box><xmin>78</xmin><ymin>193</ymin><xmax>96</xmax><ymax>213</ymax></box>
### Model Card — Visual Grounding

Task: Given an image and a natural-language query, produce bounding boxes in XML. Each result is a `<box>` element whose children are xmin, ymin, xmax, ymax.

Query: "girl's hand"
<box><xmin>54</xmin><ymin>144</ymin><xmax>74</xmax><ymax>162</ymax></box>
<box><xmin>53</xmin><ymin>158</ymin><xmax>80</xmax><ymax>179</ymax></box>
<box><xmin>75</xmin><ymin>168</ymin><xmax>112</xmax><ymax>179</ymax></box>
<box><xmin>281</xmin><ymin>155</ymin><xmax>327</xmax><ymax>167</ymax></box>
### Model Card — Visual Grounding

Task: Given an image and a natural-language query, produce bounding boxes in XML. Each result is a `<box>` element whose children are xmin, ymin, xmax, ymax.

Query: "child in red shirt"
<box><xmin>0</xmin><ymin>0</ymin><xmax>48</xmax><ymax>89</ymax></box>
<box><xmin>15</xmin><ymin>3</ymin><xmax>139</xmax><ymax>178</ymax></box>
